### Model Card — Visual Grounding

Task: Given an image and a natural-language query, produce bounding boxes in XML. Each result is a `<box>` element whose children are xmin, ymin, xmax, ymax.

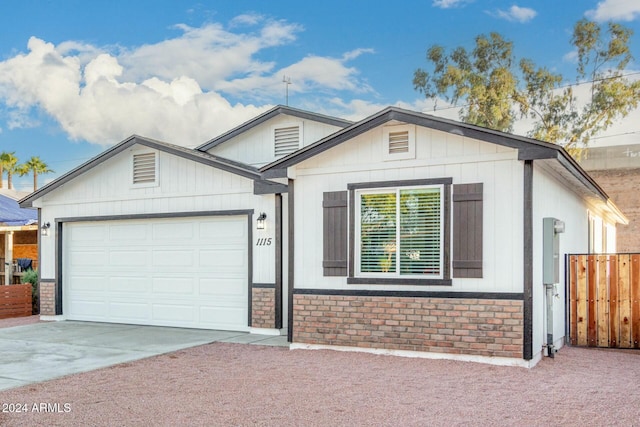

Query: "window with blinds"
<box><xmin>274</xmin><ymin>125</ymin><xmax>300</xmax><ymax>157</ymax></box>
<box><xmin>132</xmin><ymin>152</ymin><xmax>157</xmax><ymax>185</ymax></box>
<box><xmin>358</xmin><ymin>186</ymin><xmax>442</xmax><ymax>277</ymax></box>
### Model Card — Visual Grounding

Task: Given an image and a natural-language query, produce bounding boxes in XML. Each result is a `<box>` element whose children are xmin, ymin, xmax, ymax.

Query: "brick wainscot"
<box><xmin>252</xmin><ymin>287</ymin><xmax>276</xmax><ymax>328</ymax></box>
<box><xmin>293</xmin><ymin>294</ymin><xmax>523</xmax><ymax>359</ymax></box>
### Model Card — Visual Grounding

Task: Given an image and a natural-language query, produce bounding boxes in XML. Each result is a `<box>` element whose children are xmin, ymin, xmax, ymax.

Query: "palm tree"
<box><xmin>17</xmin><ymin>156</ymin><xmax>54</xmax><ymax>191</ymax></box>
<box><xmin>0</xmin><ymin>152</ymin><xmax>19</xmax><ymax>190</ymax></box>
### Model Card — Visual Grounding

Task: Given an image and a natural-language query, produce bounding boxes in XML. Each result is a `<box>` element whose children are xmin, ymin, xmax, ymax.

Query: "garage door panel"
<box><xmin>69</xmin><ymin>250</ymin><xmax>107</xmax><ymax>267</ymax></box>
<box><xmin>152</xmin><ymin>304</ymin><xmax>196</xmax><ymax>322</ymax></box>
<box><xmin>199</xmin><ymin>278</ymin><xmax>247</xmax><ymax>297</ymax></box>
<box><xmin>68</xmin><ymin>276</ymin><xmax>108</xmax><ymax>291</ymax></box>
<box><xmin>109</xmin><ymin>301</ymin><xmax>151</xmax><ymax>321</ymax></box>
<box><xmin>199</xmin><ymin>249</ymin><xmax>247</xmax><ymax>268</ymax></box>
<box><xmin>152</xmin><ymin>222</ymin><xmax>194</xmax><ymax>240</ymax></box>
<box><xmin>68</xmin><ymin>299</ymin><xmax>108</xmax><ymax>318</ymax></box>
<box><xmin>200</xmin><ymin>306</ymin><xmax>246</xmax><ymax>327</ymax></box>
<box><xmin>110</xmin><ymin>250</ymin><xmax>149</xmax><ymax>267</ymax></box>
<box><xmin>152</xmin><ymin>277</ymin><xmax>195</xmax><ymax>294</ymax></box>
<box><xmin>69</xmin><ymin>225</ymin><xmax>106</xmax><ymax>242</ymax></box>
<box><xmin>64</xmin><ymin>215</ymin><xmax>249</xmax><ymax>331</ymax></box>
<box><xmin>199</xmin><ymin>220</ymin><xmax>245</xmax><ymax>238</ymax></box>
<box><xmin>152</xmin><ymin>249</ymin><xmax>196</xmax><ymax>268</ymax></box>
<box><xmin>109</xmin><ymin>224</ymin><xmax>148</xmax><ymax>241</ymax></box>
<box><xmin>108</xmin><ymin>277</ymin><xmax>148</xmax><ymax>293</ymax></box>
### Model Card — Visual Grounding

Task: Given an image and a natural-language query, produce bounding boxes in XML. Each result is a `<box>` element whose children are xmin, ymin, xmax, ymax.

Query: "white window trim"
<box><xmin>272</xmin><ymin>121</ymin><xmax>303</xmax><ymax>158</ymax></box>
<box><xmin>355</xmin><ymin>184</ymin><xmax>444</xmax><ymax>279</ymax></box>
<box><xmin>130</xmin><ymin>149</ymin><xmax>159</xmax><ymax>188</ymax></box>
<box><xmin>382</xmin><ymin>124</ymin><xmax>416</xmax><ymax>161</ymax></box>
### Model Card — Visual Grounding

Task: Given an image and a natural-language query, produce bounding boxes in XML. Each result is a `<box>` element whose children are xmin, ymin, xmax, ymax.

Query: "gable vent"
<box><xmin>133</xmin><ymin>152</ymin><xmax>156</xmax><ymax>184</ymax></box>
<box><xmin>274</xmin><ymin>125</ymin><xmax>300</xmax><ymax>157</ymax></box>
<box><xmin>388</xmin><ymin>130</ymin><xmax>409</xmax><ymax>154</ymax></box>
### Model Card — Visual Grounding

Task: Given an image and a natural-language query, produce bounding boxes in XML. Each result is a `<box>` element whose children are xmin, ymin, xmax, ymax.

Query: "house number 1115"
<box><xmin>256</xmin><ymin>238</ymin><xmax>272</xmax><ymax>246</ymax></box>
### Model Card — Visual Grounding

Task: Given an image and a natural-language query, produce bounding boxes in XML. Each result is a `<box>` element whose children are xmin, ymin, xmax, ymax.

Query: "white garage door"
<box><xmin>63</xmin><ymin>215</ymin><xmax>249</xmax><ymax>331</ymax></box>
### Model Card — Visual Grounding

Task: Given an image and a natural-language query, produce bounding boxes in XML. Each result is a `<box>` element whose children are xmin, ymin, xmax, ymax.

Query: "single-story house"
<box><xmin>20</xmin><ymin>105</ymin><xmax>626</xmax><ymax>367</ymax></box>
<box><xmin>0</xmin><ymin>190</ymin><xmax>38</xmax><ymax>284</ymax></box>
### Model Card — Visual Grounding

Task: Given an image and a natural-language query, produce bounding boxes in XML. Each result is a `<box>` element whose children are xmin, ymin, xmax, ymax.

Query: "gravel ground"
<box><xmin>0</xmin><ymin>317</ymin><xmax>639</xmax><ymax>427</ymax></box>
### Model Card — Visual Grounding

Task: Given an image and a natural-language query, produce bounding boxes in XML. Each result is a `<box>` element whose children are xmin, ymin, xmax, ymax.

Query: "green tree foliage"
<box><xmin>413</xmin><ymin>19</ymin><xmax>640</xmax><ymax>155</ymax></box>
<box><xmin>17</xmin><ymin>156</ymin><xmax>54</xmax><ymax>191</ymax></box>
<box><xmin>0</xmin><ymin>152</ymin><xmax>19</xmax><ymax>189</ymax></box>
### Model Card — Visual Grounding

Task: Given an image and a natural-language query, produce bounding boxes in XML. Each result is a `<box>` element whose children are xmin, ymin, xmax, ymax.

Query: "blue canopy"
<box><xmin>0</xmin><ymin>194</ymin><xmax>37</xmax><ymax>226</ymax></box>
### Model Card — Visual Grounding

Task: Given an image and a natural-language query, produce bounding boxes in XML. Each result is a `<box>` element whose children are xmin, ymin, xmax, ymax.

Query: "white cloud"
<box><xmin>432</xmin><ymin>0</ymin><xmax>471</xmax><ymax>9</ymax></box>
<box><xmin>493</xmin><ymin>5</ymin><xmax>537</xmax><ymax>23</ymax></box>
<box><xmin>0</xmin><ymin>18</ymin><xmax>374</xmax><ymax>148</ymax></box>
<box><xmin>586</xmin><ymin>0</ymin><xmax>640</xmax><ymax>22</ymax></box>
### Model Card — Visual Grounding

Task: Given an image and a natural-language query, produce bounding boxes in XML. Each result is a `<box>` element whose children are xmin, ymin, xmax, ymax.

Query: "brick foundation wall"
<box><xmin>39</xmin><ymin>281</ymin><xmax>56</xmax><ymax>316</ymax></box>
<box><xmin>293</xmin><ymin>294</ymin><xmax>524</xmax><ymax>359</ymax></box>
<box><xmin>589</xmin><ymin>169</ymin><xmax>640</xmax><ymax>253</ymax></box>
<box><xmin>251</xmin><ymin>287</ymin><xmax>276</xmax><ymax>328</ymax></box>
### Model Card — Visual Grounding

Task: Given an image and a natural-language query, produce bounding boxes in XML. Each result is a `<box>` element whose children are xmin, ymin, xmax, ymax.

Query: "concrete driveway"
<box><xmin>0</xmin><ymin>321</ymin><xmax>287</xmax><ymax>391</ymax></box>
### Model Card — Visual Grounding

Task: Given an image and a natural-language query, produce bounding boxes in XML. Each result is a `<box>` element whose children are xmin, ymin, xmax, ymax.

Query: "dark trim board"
<box><xmin>347</xmin><ymin>278</ymin><xmax>452</xmax><ymax>286</ymax></box>
<box><xmin>54</xmin><ymin>210</ymin><xmax>255</xmax><ymax>326</ymax></box>
<box><xmin>287</xmin><ymin>179</ymin><xmax>295</xmax><ymax>342</ymax></box>
<box><xmin>293</xmin><ymin>288</ymin><xmax>524</xmax><ymax>300</ymax></box>
<box><xmin>347</xmin><ymin>177</ymin><xmax>452</xmax><ymax>190</ymax></box>
<box><xmin>55</xmin><ymin>209</ymin><xmax>254</xmax><ymax>223</ymax></box>
<box><xmin>252</xmin><ymin>283</ymin><xmax>276</xmax><ymax>288</ymax></box>
<box><xmin>523</xmin><ymin>160</ymin><xmax>534</xmax><ymax>360</ymax></box>
<box><xmin>247</xmin><ymin>213</ymin><xmax>253</xmax><ymax>326</ymax></box>
<box><xmin>275</xmin><ymin>193</ymin><xmax>283</xmax><ymax>329</ymax></box>
<box><xmin>55</xmin><ymin>221</ymin><xmax>63</xmax><ymax>315</ymax></box>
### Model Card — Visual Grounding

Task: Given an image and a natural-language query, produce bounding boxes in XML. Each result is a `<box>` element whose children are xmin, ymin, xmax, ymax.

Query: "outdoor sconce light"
<box><xmin>256</xmin><ymin>213</ymin><xmax>267</xmax><ymax>230</ymax></box>
<box><xmin>41</xmin><ymin>222</ymin><xmax>51</xmax><ymax>237</ymax></box>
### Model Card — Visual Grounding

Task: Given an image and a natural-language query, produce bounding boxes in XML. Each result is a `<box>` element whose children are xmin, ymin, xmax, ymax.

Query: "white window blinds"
<box><xmin>359</xmin><ymin>187</ymin><xmax>442</xmax><ymax>277</ymax></box>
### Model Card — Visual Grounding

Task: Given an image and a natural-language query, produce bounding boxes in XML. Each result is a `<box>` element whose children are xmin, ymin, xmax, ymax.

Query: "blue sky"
<box><xmin>0</xmin><ymin>0</ymin><xmax>639</xmax><ymax>191</ymax></box>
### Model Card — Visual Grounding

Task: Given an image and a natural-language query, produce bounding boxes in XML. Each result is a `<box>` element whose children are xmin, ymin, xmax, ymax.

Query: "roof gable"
<box><xmin>260</xmin><ymin>106</ymin><xmax>618</xmax><ymax>214</ymax></box>
<box><xmin>20</xmin><ymin>135</ymin><xmax>262</xmax><ymax>208</ymax></box>
<box><xmin>196</xmin><ymin>105</ymin><xmax>353</xmax><ymax>152</ymax></box>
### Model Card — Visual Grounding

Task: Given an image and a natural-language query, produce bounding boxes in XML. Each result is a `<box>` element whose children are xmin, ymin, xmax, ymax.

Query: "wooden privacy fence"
<box><xmin>0</xmin><ymin>284</ymin><xmax>32</xmax><ymax>319</ymax></box>
<box><xmin>568</xmin><ymin>254</ymin><xmax>640</xmax><ymax>349</ymax></box>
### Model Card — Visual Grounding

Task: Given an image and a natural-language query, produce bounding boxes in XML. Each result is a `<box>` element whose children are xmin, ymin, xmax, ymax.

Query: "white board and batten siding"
<box><xmin>206</xmin><ymin>114</ymin><xmax>345</xmax><ymax>167</ymax></box>
<box><xmin>292</xmin><ymin>123</ymin><xmax>525</xmax><ymax>293</ymax></box>
<box><xmin>36</xmin><ymin>145</ymin><xmax>279</xmax><ymax>330</ymax></box>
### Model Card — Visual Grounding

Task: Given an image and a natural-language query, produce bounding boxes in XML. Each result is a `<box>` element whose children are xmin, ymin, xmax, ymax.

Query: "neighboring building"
<box><xmin>0</xmin><ymin>189</ymin><xmax>38</xmax><ymax>285</ymax></box>
<box><xmin>20</xmin><ymin>105</ymin><xmax>626</xmax><ymax>367</ymax></box>
<box><xmin>578</xmin><ymin>143</ymin><xmax>640</xmax><ymax>253</ymax></box>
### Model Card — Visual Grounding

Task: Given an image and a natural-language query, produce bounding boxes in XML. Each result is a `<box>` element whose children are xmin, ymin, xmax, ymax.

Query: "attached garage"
<box><xmin>62</xmin><ymin>214</ymin><xmax>251</xmax><ymax>331</ymax></box>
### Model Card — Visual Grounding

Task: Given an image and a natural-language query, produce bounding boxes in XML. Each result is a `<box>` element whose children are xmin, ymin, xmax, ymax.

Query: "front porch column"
<box><xmin>4</xmin><ymin>231</ymin><xmax>12</xmax><ymax>285</ymax></box>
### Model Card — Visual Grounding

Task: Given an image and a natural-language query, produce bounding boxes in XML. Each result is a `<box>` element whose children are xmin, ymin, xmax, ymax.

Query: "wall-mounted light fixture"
<box><xmin>41</xmin><ymin>222</ymin><xmax>51</xmax><ymax>237</ymax></box>
<box><xmin>256</xmin><ymin>213</ymin><xmax>267</xmax><ymax>230</ymax></box>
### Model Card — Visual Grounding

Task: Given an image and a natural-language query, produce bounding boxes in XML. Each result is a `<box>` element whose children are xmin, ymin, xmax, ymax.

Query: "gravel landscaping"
<box><xmin>0</xmin><ymin>317</ymin><xmax>639</xmax><ymax>426</ymax></box>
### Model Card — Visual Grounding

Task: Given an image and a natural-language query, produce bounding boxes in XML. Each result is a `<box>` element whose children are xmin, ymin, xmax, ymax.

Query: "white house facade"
<box><xmin>21</xmin><ymin>105</ymin><xmax>625</xmax><ymax>367</ymax></box>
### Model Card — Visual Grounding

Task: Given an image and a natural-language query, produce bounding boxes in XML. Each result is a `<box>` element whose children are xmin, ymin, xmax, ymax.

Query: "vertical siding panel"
<box><xmin>597</xmin><ymin>255</ymin><xmax>608</xmax><ymax>347</ymax></box>
<box><xmin>576</xmin><ymin>255</ymin><xmax>588</xmax><ymax>346</ymax></box>
<box><xmin>631</xmin><ymin>254</ymin><xmax>640</xmax><ymax>349</ymax></box>
<box><xmin>618</xmin><ymin>254</ymin><xmax>631</xmax><ymax>348</ymax></box>
<box><xmin>609</xmin><ymin>255</ymin><xmax>619</xmax><ymax>348</ymax></box>
<box><xmin>569</xmin><ymin>255</ymin><xmax>578</xmax><ymax>346</ymax></box>
<box><xmin>587</xmin><ymin>255</ymin><xmax>597</xmax><ymax>347</ymax></box>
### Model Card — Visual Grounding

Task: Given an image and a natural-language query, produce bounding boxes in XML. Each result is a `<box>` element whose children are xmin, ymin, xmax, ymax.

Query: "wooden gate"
<box><xmin>568</xmin><ymin>254</ymin><xmax>640</xmax><ymax>349</ymax></box>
